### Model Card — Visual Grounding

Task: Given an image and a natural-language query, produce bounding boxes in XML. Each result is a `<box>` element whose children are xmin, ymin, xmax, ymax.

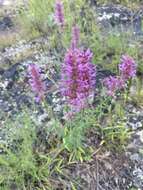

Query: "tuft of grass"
<box><xmin>0</xmin><ymin>31</ymin><xmax>19</xmax><ymax>50</ymax></box>
<box><xmin>0</xmin><ymin>111</ymin><xmax>63</xmax><ymax>190</ymax></box>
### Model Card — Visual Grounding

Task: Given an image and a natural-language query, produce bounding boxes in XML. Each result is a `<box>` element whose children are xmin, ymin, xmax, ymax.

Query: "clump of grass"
<box><xmin>0</xmin><ymin>31</ymin><xmax>18</xmax><ymax>50</ymax></box>
<box><xmin>18</xmin><ymin>0</ymin><xmax>54</xmax><ymax>36</ymax></box>
<box><xmin>0</xmin><ymin>111</ymin><xmax>64</xmax><ymax>189</ymax></box>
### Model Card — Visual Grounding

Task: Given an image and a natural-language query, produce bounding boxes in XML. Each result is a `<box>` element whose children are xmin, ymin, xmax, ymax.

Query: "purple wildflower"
<box><xmin>119</xmin><ymin>55</ymin><xmax>137</xmax><ymax>80</ymax></box>
<box><xmin>54</xmin><ymin>0</ymin><xmax>64</xmax><ymax>28</ymax></box>
<box><xmin>61</xmin><ymin>48</ymin><xmax>96</xmax><ymax>111</ymax></box>
<box><xmin>71</xmin><ymin>24</ymin><xmax>80</xmax><ymax>49</ymax></box>
<box><xmin>103</xmin><ymin>76</ymin><xmax>124</xmax><ymax>97</ymax></box>
<box><xmin>28</xmin><ymin>64</ymin><xmax>46</xmax><ymax>102</ymax></box>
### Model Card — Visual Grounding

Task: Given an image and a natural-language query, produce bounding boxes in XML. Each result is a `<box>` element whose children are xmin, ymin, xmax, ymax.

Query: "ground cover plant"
<box><xmin>0</xmin><ymin>0</ymin><xmax>143</xmax><ymax>190</ymax></box>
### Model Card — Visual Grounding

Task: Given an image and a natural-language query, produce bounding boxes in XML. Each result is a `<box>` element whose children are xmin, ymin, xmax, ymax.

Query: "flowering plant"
<box><xmin>104</xmin><ymin>55</ymin><xmax>136</xmax><ymax>97</ymax></box>
<box><xmin>71</xmin><ymin>24</ymin><xmax>80</xmax><ymax>49</ymax></box>
<box><xmin>103</xmin><ymin>76</ymin><xmax>124</xmax><ymax>97</ymax></box>
<box><xmin>61</xmin><ymin>48</ymin><xmax>96</xmax><ymax>111</ymax></box>
<box><xmin>119</xmin><ymin>55</ymin><xmax>136</xmax><ymax>81</ymax></box>
<box><xmin>28</xmin><ymin>64</ymin><xmax>46</xmax><ymax>102</ymax></box>
<box><xmin>54</xmin><ymin>0</ymin><xmax>64</xmax><ymax>28</ymax></box>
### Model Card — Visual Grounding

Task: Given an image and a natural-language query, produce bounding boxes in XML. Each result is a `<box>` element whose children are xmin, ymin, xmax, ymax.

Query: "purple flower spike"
<box><xmin>71</xmin><ymin>25</ymin><xmax>80</xmax><ymax>49</ymax></box>
<box><xmin>119</xmin><ymin>55</ymin><xmax>137</xmax><ymax>80</ymax></box>
<box><xmin>28</xmin><ymin>64</ymin><xmax>46</xmax><ymax>102</ymax></box>
<box><xmin>61</xmin><ymin>48</ymin><xmax>96</xmax><ymax>111</ymax></box>
<box><xmin>103</xmin><ymin>76</ymin><xmax>124</xmax><ymax>97</ymax></box>
<box><xmin>55</xmin><ymin>0</ymin><xmax>64</xmax><ymax>28</ymax></box>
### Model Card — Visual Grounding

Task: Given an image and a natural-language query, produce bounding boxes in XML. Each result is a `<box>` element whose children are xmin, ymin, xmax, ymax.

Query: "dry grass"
<box><xmin>0</xmin><ymin>31</ymin><xmax>19</xmax><ymax>49</ymax></box>
<box><xmin>0</xmin><ymin>0</ymin><xmax>25</xmax><ymax>16</ymax></box>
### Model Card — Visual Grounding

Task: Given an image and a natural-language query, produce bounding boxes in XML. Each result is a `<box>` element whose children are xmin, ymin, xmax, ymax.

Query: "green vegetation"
<box><xmin>17</xmin><ymin>0</ymin><xmax>143</xmax><ymax>72</ymax></box>
<box><xmin>0</xmin><ymin>98</ymin><xmax>130</xmax><ymax>189</ymax></box>
<box><xmin>0</xmin><ymin>0</ymin><xmax>143</xmax><ymax>189</ymax></box>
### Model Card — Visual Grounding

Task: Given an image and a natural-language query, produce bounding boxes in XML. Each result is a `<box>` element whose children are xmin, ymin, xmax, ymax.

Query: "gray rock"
<box><xmin>130</xmin><ymin>153</ymin><xmax>140</xmax><ymax>161</ymax></box>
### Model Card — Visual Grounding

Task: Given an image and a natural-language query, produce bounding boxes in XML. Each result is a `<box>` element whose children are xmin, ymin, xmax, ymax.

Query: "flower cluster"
<box><xmin>119</xmin><ymin>55</ymin><xmax>137</xmax><ymax>80</ymax></box>
<box><xmin>71</xmin><ymin>25</ymin><xmax>80</xmax><ymax>49</ymax></box>
<box><xmin>104</xmin><ymin>55</ymin><xmax>136</xmax><ymax>97</ymax></box>
<box><xmin>54</xmin><ymin>0</ymin><xmax>64</xmax><ymax>28</ymax></box>
<box><xmin>28</xmin><ymin>64</ymin><xmax>46</xmax><ymax>102</ymax></box>
<box><xmin>61</xmin><ymin>48</ymin><xmax>96</xmax><ymax>111</ymax></box>
<box><xmin>103</xmin><ymin>76</ymin><xmax>124</xmax><ymax>97</ymax></box>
